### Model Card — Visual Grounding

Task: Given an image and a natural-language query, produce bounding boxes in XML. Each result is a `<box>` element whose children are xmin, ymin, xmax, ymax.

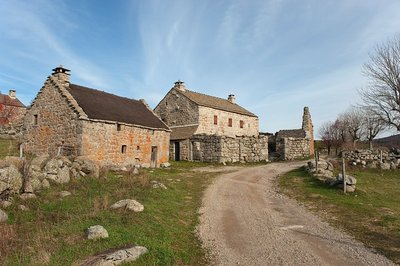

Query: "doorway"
<box><xmin>151</xmin><ymin>146</ymin><xmax>158</xmax><ymax>168</ymax></box>
<box><xmin>174</xmin><ymin>142</ymin><xmax>180</xmax><ymax>161</ymax></box>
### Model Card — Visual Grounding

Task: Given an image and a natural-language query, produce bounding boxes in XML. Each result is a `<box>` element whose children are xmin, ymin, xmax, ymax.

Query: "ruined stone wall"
<box><xmin>278</xmin><ymin>137</ymin><xmax>311</xmax><ymax>160</ymax></box>
<box><xmin>343</xmin><ymin>149</ymin><xmax>399</xmax><ymax>162</ymax></box>
<box><xmin>23</xmin><ymin>77</ymin><xmax>80</xmax><ymax>156</ymax></box>
<box><xmin>169</xmin><ymin>139</ymin><xmax>191</xmax><ymax>161</ymax></box>
<box><xmin>154</xmin><ymin>89</ymin><xmax>199</xmax><ymax>127</ymax></box>
<box><xmin>195</xmin><ymin>106</ymin><xmax>259</xmax><ymax>137</ymax></box>
<box><xmin>80</xmin><ymin>120</ymin><xmax>170</xmax><ymax>167</ymax></box>
<box><xmin>186</xmin><ymin>134</ymin><xmax>268</xmax><ymax>163</ymax></box>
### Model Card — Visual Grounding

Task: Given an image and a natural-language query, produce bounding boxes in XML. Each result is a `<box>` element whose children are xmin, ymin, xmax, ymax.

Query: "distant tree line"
<box><xmin>319</xmin><ymin>35</ymin><xmax>400</xmax><ymax>154</ymax></box>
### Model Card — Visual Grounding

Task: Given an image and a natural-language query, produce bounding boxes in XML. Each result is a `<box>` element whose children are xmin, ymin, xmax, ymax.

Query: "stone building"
<box><xmin>23</xmin><ymin>66</ymin><xmax>170</xmax><ymax>168</ymax></box>
<box><xmin>269</xmin><ymin>107</ymin><xmax>314</xmax><ymax>160</ymax></box>
<box><xmin>0</xmin><ymin>89</ymin><xmax>26</xmax><ymax>125</ymax></box>
<box><xmin>154</xmin><ymin>81</ymin><xmax>268</xmax><ymax>163</ymax></box>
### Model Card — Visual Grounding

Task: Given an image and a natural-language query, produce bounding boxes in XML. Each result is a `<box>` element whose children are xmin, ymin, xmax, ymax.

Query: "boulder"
<box><xmin>20</xmin><ymin>193</ymin><xmax>36</xmax><ymax>200</ymax></box>
<box><xmin>58</xmin><ymin>191</ymin><xmax>71</xmax><ymax>198</ymax></box>
<box><xmin>18</xmin><ymin>204</ymin><xmax>29</xmax><ymax>211</ymax></box>
<box><xmin>315</xmin><ymin>169</ymin><xmax>334</xmax><ymax>178</ymax></box>
<box><xmin>336</xmin><ymin>174</ymin><xmax>357</xmax><ymax>185</ymax></box>
<box><xmin>30</xmin><ymin>155</ymin><xmax>49</xmax><ymax>172</ymax></box>
<box><xmin>379</xmin><ymin>162</ymin><xmax>391</xmax><ymax>170</ymax></box>
<box><xmin>80</xmin><ymin>245</ymin><xmax>148</xmax><ymax>266</ymax></box>
<box><xmin>44</xmin><ymin>158</ymin><xmax>63</xmax><ymax>175</ymax></box>
<box><xmin>74</xmin><ymin>157</ymin><xmax>99</xmax><ymax>178</ymax></box>
<box><xmin>46</xmin><ymin>166</ymin><xmax>70</xmax><ymax>184</ymax></box>
<box><xmin>367</xmin><ymin>161</ymin><xmax>378</xmax><ymax>169</ymax></box>
<box><xmin>151</xmin><ymin>181</ymin><xmax>167</xmax><ymax>189</ymax></box>
<box><xmin>41</xmin><ymin>179</ymin><xmax>50</xmax><ymax>189</ymax></box>
<box><xmin>390</xmin><ymin>161</ymin><xmax>397</xmax><ymax>170</ymax></box>
<box><xmin>0</xmin><ymin>209</ymin><xmax>8</xmax><ymax>222</ymax></box>
<box><xmin>0</xmin><ymin>200</ymin><xmax>12</xmax><ymax>208</ymax></box>
<box><xmin>86</xmin><ymin>225</ymin><xmax>109</xmax><ymax>240</ymax></box>
<box><xmin>160</xmin><ymin>162</ymin><xmax>171</xmax><ymax>168</ymax></box>
<box><xmin>0</xmin><ymin>164</ymin><xmax>23</xmax><ymax>194</ymax></box>
<box><xmin>110</xmin><ymin>199</ymin><xmax>144</xmax><ymax>212</ymax></box>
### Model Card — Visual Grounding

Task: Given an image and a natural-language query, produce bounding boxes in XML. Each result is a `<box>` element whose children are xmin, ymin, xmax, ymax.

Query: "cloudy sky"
<box><xmin>1</xmin><ymin>0</ymin><xmax>399</xmax><ymax>136</ymax></box>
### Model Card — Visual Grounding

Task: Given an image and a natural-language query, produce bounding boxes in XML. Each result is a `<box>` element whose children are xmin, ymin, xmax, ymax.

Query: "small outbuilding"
<box><xmin>23</xmin><ymin>66</ymin><xmax>170</xmax><ymax>168</ymax></box>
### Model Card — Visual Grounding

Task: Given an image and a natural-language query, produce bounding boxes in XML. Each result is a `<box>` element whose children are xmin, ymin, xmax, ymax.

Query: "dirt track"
<box><xmin>197</xmin><ymin>162</ymin><xmax>396</xmax><ymax>266</ymax></box>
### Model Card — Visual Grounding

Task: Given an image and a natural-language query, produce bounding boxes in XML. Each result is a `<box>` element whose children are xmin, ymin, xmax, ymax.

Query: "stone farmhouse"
<box><xmin>0</xmin><ymin>89</ymin><xmax>26</xmax><ymax>125</ymax></box>
<box><xmin>23</xmin><ymin>66</ymin><xmax>170</xmax><ymax>168</ymax></box>
<box><xmin>268</xmin><ymin>107</ymin><xmax>314</xmax><ymax>160</ymax></box>
<box><xmin>154</xmin><ymin>81</ymin><xmax>268</xmax><ymax>163</ymax></box>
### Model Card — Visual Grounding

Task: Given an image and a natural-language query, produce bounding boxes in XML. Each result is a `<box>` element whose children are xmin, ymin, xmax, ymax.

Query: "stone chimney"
<box><xmin>52</xmin><ymin>65</ymin><xmax>70</xmax><ymax>84</ymax></box>
<box><xmin>173</xmin><ymin>80</ymin><xmax>186</xmax><ymax>92</ymax></box>
<box><xmin>8</xmin><ymin>89</ymin><xmax>16</xmax><ymax>99</ymax></box>
<box><xmin>228</xmin><ymin>94</ymin><xmax>236</xmax><ymax>104</ymax></box>
<box><xmin>302</xmin><ymin>106</ymin><xmax>314</xmax><ymax>155</ymax></box>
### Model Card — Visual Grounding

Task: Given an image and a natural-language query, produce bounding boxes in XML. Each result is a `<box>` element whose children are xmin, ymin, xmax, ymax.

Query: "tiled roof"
<box><xmin>170</xmin><ymin>125</ymin><xmax>198</xmax><ymax>140</ymax></box>
<box><xmin>180</xmin><ymin>90</ymin><xmax>257</xmax><ymax>117</ymax></box>
<box><xmin>67</xmin><ymin>84</ymin><xmax>169</xmax><ymax>130</ymax></box>
<box><xmin>277</xmin><ymin>129</ymin><xmax>306</xmax><ymax>139</ymax></box>
<box><xmin>0</xmin><ymin>94</ymin><xmax>25</xmax><ymax>108</ymax></box>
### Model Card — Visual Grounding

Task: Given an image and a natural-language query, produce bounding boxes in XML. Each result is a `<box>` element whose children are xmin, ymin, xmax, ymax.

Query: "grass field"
<box><xmin>279</xmin><ymin>166</ymin><xmax>400</xmax><ymax>264</ymax></box>
<box><xmin>0</xmin><ymin>139</ymin><xmax>19</xmax><ymax>159</ymax></box>
<box><xmin>0</xmin><ymin>161</ymin><xmax>219</xmax><ymax>265</ymax></box>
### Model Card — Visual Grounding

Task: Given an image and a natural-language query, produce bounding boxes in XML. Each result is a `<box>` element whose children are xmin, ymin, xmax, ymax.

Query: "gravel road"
<box><xmin>197</xmin><ymin>162</ymin><xmax>396</xmax><ymax>266</ymax></box>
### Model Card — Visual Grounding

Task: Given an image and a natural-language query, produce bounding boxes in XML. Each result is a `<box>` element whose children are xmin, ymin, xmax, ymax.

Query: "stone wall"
<box><xmin>343</xmin><ymin>149</ymin><xmax>399</xmax><ymax>163</ymax></box>
<box><xmin>182</xmin><ymin>134</ymin><xmax>268</xmax><ymax>163</ymax></box>
<box><xmin>80</xmin><ymin>120</ymin><xmax>169</xmax><ymax>167</ymax></box>
<box><xmin>0</xmin><ymin>123</ymin><xmax>24</xmax><ymax>140</ymax></box>
<box><xmin>170</xmin><ymin>139</ymin><xmax>191</xmax><ymax>161</ymax></box>
<box><xmin>154</xmin><ymin>89</ymin><xmax>199</xmax><ymax>127</ymax></box>
<box><xmin>278</xmin><ymin>137</ymin><xmax>311</xmax><ymax>160</ymax></box>
<box><xmin>195</xmin><ymin>106</ymin><xmax>259</xmax><ymax>137</ymax></box>
<box><xmin>23</xmin><ymin>77</ymin><xmax>81</xmax><ymax>156</ymax></box>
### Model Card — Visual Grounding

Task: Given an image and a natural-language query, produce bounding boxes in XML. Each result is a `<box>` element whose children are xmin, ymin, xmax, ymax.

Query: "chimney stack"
<box><xmin>173</xmin><ymin>80</ymin><xmax>186</xmax><ymax>92</ymax></box>
<box><xmin>8</xmin><ymin>89</ymin><xmax>16</xmax><ymax>99</ymax></box>
<box><xmin>228</xmin><ymin>94</ymin><xmax>236</xmax><ymax>104</ymax></box>
<box><xmin>52</xmin><ymin>65</ymin><xmax>70</xmax><ymax>84</ymax></box>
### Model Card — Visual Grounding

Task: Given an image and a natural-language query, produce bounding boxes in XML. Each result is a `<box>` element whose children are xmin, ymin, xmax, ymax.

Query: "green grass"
<box><xmin>279</xmin><ymin>167</ymin><xmax>400</xmax><ymax>264</ymax></box>
<box><xmin>0</xmin><ymin>139</ymin><xmax>19</xmax><ymax>159</ymax></box>
<box><xmin>0</xmin><ymin>161</ymin><xmax>219</xmax><ymax>265</ymax></box>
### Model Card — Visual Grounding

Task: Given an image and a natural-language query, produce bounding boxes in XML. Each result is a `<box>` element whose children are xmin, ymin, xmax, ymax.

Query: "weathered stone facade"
<box><xmin>23</xmin><ymin>66</ymin><xmax>170</xmax><ymax>168</ymax></box>
<box><xmin>277</xmin><ymin>137</ymin><xmax>311</xmax><ymax>160</ymax></box>
<box><xmin>155</xmin><ymin>81</ymin><xmax>267</xmax><ymax>163</ymax></box>
<box><xmin>170</xmin><ymin>134</ymin><xmax>268</xmax><ymax>163</ymax></box>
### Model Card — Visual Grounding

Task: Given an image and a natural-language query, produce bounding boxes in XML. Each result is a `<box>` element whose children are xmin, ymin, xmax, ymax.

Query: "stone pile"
<box><xmin>304</xmin><ymin>159</ymin><xmax>357</xmax><ymax>193</ymax></box>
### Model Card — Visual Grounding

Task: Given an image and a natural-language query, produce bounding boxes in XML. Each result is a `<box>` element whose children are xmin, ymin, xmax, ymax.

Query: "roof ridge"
<box><xmin>185</xmin><ymin>89</ymin><xmax>234</xmax><ymax>104</ymax></box>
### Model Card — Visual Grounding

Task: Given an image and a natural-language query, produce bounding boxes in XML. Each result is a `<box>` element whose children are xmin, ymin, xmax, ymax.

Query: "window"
<box><xmin>137</xmin><ymin>145</ymin><xmax>140</xmax><ymax>150</ymax></box>
<box><xmin>121</xmin><ymin>145</ymin><xmax>127</xmax><ymax>154</ymax></box>
<box><xmin>228</xmin><ymin>118</ymin><xmax>232</xmax><ymax>127</ymax></box>
<box><xmin>117</xmin><ymin>123</ymin><xmax>121</xmax><ymax>131</ymax></box>
<box><xmin>214</xmin><ymin>115</ymin><xmax>218</xmax><ymax>125</ymax></box>
<box><xmin>240</xmin><ymin>120</ymin><xmax>244</xmax><ymax>128</ymax></box>
<box><xmin>33</xmin><ymin>114</ymin><xmax>38</xmax><ymax>125</ymax></box>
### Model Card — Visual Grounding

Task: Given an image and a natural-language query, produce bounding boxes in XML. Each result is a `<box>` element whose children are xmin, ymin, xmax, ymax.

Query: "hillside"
<box><xmin>373</xmin><ymin>134</ymin><xmax>400</xmax><ymax>149</ymax></box>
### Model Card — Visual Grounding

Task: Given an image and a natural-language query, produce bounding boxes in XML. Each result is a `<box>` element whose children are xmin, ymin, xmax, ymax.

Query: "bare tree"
<box><xmin>360</xmin><ymin>35</ymin><xmax>400</xmax><ymax>131</ymax></box>
<box><xmin>319</xmin><ymin>120</ymin><xmax>342</xmax><ymax>155</ymax></box>
<box><xmin>361</xmin><ymin>108</ymin><xmax>386</xmax><ymax>150</ymax></box>
<box><xmin>338</xmin><ymin>108</ymin><xmax>364</xmax><ymax>149</ymax></box>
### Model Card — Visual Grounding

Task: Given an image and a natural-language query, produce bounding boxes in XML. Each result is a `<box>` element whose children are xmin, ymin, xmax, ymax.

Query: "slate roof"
<box><xmin>67</xmin><ymin>84</ymin><xmax>169</xmax><ymax>130</ymax></box>
<box><xmin>170</xmin><ymin>125</ymin><xmax>198</xmax><ymax>140</ymax></box>
<box><xmin>0</xmin><ymin>94</ymin><xmax>25</xmax><ymax>108</ymax></box>
<box><xmin>276</xmin><ymin>129</ymin><xmax>306</xmax><ymax>139</ymax></box>
<box><xmin>180</xmin><ymin>89</ymin><xmax>257</xmax><ymax>117</ymax></box>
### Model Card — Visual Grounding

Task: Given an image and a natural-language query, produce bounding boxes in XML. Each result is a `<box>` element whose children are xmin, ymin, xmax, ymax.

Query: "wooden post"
<box><xmin>315</xmin><ymin>149</ymin><xmax>318</xmax><ymax>172</ymax></box>
<box><xmin>380</xmin><ymin>150</ymin><xmax>383</xmax><ymax>163</ymax></box>
<box><xmin>19</xmin><ymin>144</ymin><xmax>23</xmax><ymax>158</ymax></box>
<box><xmin>342</xmin><ymin>157</ymin><xmax>346</xmax><ymax>193</ymax></box>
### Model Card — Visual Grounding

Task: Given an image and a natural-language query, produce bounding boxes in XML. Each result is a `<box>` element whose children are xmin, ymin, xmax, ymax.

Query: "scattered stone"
<box><xmin>379</xmin><ymin>162</ymin><xmax>391</xmax><ymax>170</ymax></box>
<box><xmin>58</xmin><ymin>191</ymin><xmax>71</xmax><ymax>198</ymax></box>
<box><xmin>151</xmin><ymin>181</ymin><xmax>167</xmax><ymax>189</ymax></box>
<box><xmin>0</xmin><ymin>209</ymin><xmax>8</xmax><ymax>222</ymax></box>
<box><xmin>0</xmin><ymin>200</ymin><xmax>12</xmax><ymax>208</ymax></box>
<box><xmin>18</xmin><ymin>204</ymin><xmax>29</xmax><ymax>211</ymax></box>
<box><xmin>86</xmin><ymin>225</ymin><xmax>109</xmax><ymax>240</ymax></box>
<box><xmin>80</xmin><ymin>245</ymin><xmax>148</xmax><ymax>266</ymax></box>
<box><xmin>132</xmin><ymin>167</ymin><xmax>139</xmax><ymax>175</ymax></box>
<box><xmin>390</xmin><ymin>162</ymin><xmax>397</xmax><ymax>170</ymax></box>
<box><xmin>19</xmin><ymin>193</ymin><xmax>36</xmax><ymax>200</ymax></box>
<box><xmin>0</xmin><ymin>164</ymin><xmax>23</xmax><ymax>194</ymax></box>
<box><xmin>110</xmin><ymin>199</ymin><xmax>144</xmax><ymax>212</ymax></box>
<box><xmin>336</xmin><ymin>174</ymin><xmax>357</xmax><ymax>185</ymax></box>
<box><xmin>41</xmin><ymin>179</ymin><xmax>50</xmax><ymax>189</ymax></box>
<box><xmin>160</xmin><ymin>162</ymin><xmax>171</xmax><ymax>168</ymax></box>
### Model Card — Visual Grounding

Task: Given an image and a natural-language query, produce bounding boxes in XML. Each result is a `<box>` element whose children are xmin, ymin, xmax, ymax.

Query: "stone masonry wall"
<box><xmin>187</xmin><ymin>134</ymin><xmax>268</xmax><ymax>163</ymax></box>
<box><xmin>278</xmin><ymin>137</ymin><xmax>311</xmax><ymax>160</ymax></box>
<box><xmin>80</xmin><ymin>120</ymin><xmax>170</xmax><ymax>167</ymax></box>
<box><xmin>23</xmin><ymin>77</ymin><xmax>80</xmax><ymax>156</ymax></box>
<box><xmin>169</xmin><ymin>139</ymin><xmax>191</xmax><ymax>161</ymax></box>
<box><xmin>154</xmin><ymin>89</ymin><xmax>199</xmax><ymax>127</ymax></box>
<box><xmin>343</xmin><ymin>149</ymin><xmax>399</xmax><ymax>162</ymax></box>
<box><xmin>195</xmin><ymin>106</ymin><xmax>259</xmax><ymax>137</ymax></box>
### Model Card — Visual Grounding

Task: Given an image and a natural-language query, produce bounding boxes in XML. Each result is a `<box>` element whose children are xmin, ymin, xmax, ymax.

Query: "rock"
<box><xmin>346</xmin><ymin>185</ymin><xmax>356</xmax><ymax>193</ymax></box>
<box><xmin>46</xmin><ymin>166</ymin><xmax>70</xmax><ymax>184</ymax></box>
<box><xmin>86</xmin><ymin>225</ymin><xmax>109</xmax><ymax>240</ymax></box>
<box><xmin>41</xmin><ymin>179</ymin><xmax>50</xmax><ymax>189</ymax></box>
<box><xmin>58</xmin><ymin>191</ymin><xmax>71</xmax><ymax>198</ymax></box>
<box><xmin>351</xmin><ymin>161</ymin><xmax>357</xmax><ymax>166</ymax></box>
<box><xmin>367</xmin><ymin>161</ymin><xmax>378</xmax><ymax>169</ymax></box>
<box><xmin>44</xmin><ymin>158</ymin><xmax>63</xmax><ymax>175</ymax></box>
<box><xmin>0</xmin><ymin>164</ymin><xmax>23</xmax><ymax>194</ymax></box>
<box><xmin>361</xmin><ymin>160</ymin><xmax>367</xmax><ymax>166</ymax></box>
<box><xmin>336</xmin><ymin>174</ymin><xmax>357</xmax><ymax>185</ymax></box>
<box><xmin>315</xmin><ymin>169</ymin><xmax>333</xmax><ymax>178</ymax></box>
<box><xmin>0</xmin><ymin>200</ymin><xmax>12</xmax><ymax>208</ymax></box>
<box><xmin>19</xmin><ymin>193</ymin><xmax>36</xmax><ymax>200</ymax></box>
<box><xmin>75</xmin><ymin>157</ymin><xmax>99</xmax><ymax>178</ymax></box>
<box><xmin>110</xmin><ymin>199</ymin><xmax>144</xmax><ymax>212</ymax></box>
<box><xmin>18</xmin><ymin>204</ymin><xmax>29</xmax><ymax>211</ymax></box>
<box><xmin>81</xmin><ymin>245</ymin><xmax>148</xmax><ymax>266</ymax></box>
<box><xmin>132</xmin><ymin>167</ymin><xmax>139</xmax><ymax>175</ymax></box>
<box><xmin>0</xmin><ymin>209</ymin><xmax>8</xmax><ymax>222</ymax></box>
<box><xmin>160</xmin><ymin>162</ymin><xmax>171</xmax><ymax>168</ymax></box>
<box><xmin>390</xmin><ymin>162</ymin><xmax>397</xmax><ymax>170</ymax></box>
<box><xmin>151</xmin><ymin>181</ymin><xmax>167</xmax><ymax>189</ymax></box>
<box><xmin>30</xmin><ymin>177</ymin><xmax>43</xmax><ymax>191</ymax></box>
<box><xmin>379</xmin><ymin>162</ymin><xmax>391</xmax><ymax>170</ymax></box>
<box><xmin>30</xmin><ymin>155</ymin><xmax>49</xmax><ymax>171</ymax></box>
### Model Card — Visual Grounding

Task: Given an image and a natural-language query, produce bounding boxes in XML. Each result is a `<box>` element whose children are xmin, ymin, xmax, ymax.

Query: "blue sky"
<box><xmin>1</xmin><ymin>0</ymin><xmax>400</xmax><ymax>136</ymax></box>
